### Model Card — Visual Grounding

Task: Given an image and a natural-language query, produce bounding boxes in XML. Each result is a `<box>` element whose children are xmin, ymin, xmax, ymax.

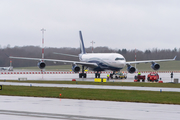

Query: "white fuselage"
<box><xmin>79</xmin><ymin>53</ymin><xmax>126</xmax><ymax>71</ymax></box>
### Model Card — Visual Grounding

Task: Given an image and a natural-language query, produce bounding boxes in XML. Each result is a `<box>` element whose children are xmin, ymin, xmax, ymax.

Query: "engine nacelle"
<box><xmin>151</xmin><ymin>63</ymin><xmax>160</xmax><ymax>70</ymax></box>
<box><xmin>72</xmin><ymin>65</ymin><xmax>80</xmax><ymax>73</ymax></box>
<box><xmin>37</xmin><ymin>61</ymin><xmax>46</xmax><ymax>69</ymax></box>
<box><xmin>127</xmin><ymin>65</ymin><xmax>136</xmax><ymax>73</ymax></box>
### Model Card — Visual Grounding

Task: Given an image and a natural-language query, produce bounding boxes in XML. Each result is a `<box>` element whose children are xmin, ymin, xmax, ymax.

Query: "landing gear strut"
<box><xmin>79</xmin><ymin>66</ymin><xmax>87</xmax><ymax>78</ymax></box>
<box><xmin>110</xmin><ymin>71</ymin><xmax>115</xmax><ymax>79</ymax></box>
<box><xmin>95</xmin><ymin>71</ymin><xmax>100</xmax><ymax>78</ymax></box>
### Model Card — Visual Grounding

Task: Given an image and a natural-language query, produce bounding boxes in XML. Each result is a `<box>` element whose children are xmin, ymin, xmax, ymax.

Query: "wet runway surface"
<box><xmin>1</xmin><ymin>82</ymin><xmax>180</xmax><ymax>92</ymax></box>
<box><xmin>1</xmin><ymin>95</ymin><xmax>180</xmax><ymax>120</ymax></box>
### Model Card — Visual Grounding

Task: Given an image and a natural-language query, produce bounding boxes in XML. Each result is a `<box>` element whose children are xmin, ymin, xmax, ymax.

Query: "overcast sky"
<box><xmin>0</xmin><ymin>0</ymin><xmax>180</xmax><ymax>51</ymax></box>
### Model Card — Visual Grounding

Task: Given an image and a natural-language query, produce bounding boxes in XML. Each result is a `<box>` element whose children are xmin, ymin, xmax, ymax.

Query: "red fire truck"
<box><xmin>147</xmin><ymin>72</ymin><xmax>159</xmax><ymax>82</ymax></box>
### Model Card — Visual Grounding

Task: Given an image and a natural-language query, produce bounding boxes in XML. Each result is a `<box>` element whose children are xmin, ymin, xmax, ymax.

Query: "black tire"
<box><xmin>83</xmin><ymin>73</ymin><xmax>87</xmax><ymax>78</ymax></box>
<box><xmin>97</xmin><ymin>73</ymin><xmax>100</xmax><ymax>78</ymax></box>
<box><xmin>79</xmin><ymin>73</ymin><xmax>82</xmax><ymax>78</ymax></box>
<box><xmin>110</xmin><ymin>73</ymin><xmax>113</xmax><ymax>79</ymax></box>
<box><xmin>142</xmin><ymin>79</ymin><xmax>145</xmax><ymax>82</ymax></box>
<box><xmin>95</xmin><ymin>73</ymin><xmax>97</xmax><ymax>78</ymax></box>
<box><xmin>115</xmin><ymin>76</ymin><xmax>118</xmax><ymax>79</ymax></box>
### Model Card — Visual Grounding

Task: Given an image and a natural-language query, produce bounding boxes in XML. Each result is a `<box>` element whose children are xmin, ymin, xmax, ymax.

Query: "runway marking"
<box><xmin>0</xmin><ymin>110</ymin><xmax>126</xmax><ymax>120</ymax></box>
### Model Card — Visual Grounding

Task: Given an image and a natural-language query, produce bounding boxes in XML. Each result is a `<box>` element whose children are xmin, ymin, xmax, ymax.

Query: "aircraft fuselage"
<box><xmin>80</xmin><ymin>53</ymin><xmax>126</xmax><ymax>71</ymax></box>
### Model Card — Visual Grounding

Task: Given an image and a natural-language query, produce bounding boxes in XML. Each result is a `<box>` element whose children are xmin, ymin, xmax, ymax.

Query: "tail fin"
<box><xmin>79</xmin><ymin>31</ymin><xmax>86</xmax><ymax>54</ymax></box>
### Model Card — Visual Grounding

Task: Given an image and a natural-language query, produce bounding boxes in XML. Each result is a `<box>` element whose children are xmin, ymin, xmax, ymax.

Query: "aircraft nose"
<box><xmin>118</xmin><ymin>60</ymin><xmax>126</xmax><ymax>68</ymax></box>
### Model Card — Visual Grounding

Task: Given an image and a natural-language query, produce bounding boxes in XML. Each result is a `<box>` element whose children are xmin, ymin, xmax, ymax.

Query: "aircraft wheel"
<box><xmin>83</xmin><ymin>73</ymin><xmax>87</xmax><ymax>78</ymax></box>
<box><xmin>110</xmin><ymin>73</ymin><xmax>113</xmax><ymax>79</ymax></box>
<box><xmin>79</xmin><ymin>73</ymin><xmax>82</xmax><ymax>78</ymax></box>
<box><xmin>95</xmin><ymin>73</ymin><xmax>97</xmax><ymax>78</ymax></box>
<box><xmin>97</xmin><ymin>73</ymin><xmax>100</xmax><ymax>78</ymax></box>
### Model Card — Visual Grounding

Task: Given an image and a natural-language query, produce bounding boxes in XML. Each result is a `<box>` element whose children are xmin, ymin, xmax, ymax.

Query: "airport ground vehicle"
<box><xmin>134</xmin><ymin>75</ymin><xmax>146</xmax><ymax>82</ymax></box>
<box><xmin>147</xmin><ymin>72</ymin><xmax>159</xmax><ymax>82</ymax></box>
<box><xmin>110</xmin><ymin>72</ymin><xmax>127</xmax><ymax>79</ymax></box>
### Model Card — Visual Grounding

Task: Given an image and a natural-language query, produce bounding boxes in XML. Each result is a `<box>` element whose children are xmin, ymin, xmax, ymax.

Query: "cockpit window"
<box><xmin>115</xmin><ymin>58</ymin><xmax>124</xmax><ymax>60</ymax></box>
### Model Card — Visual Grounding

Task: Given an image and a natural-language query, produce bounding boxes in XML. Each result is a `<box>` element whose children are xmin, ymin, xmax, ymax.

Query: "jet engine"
<box><xmin>127</xmin><ymin>65</ymin><xmax>136</xmax><ymax>73</ymax></box>
<box><xmin>72</xmin><ymin>65</ymin><xmax>80</xmax><ymax>73</ymax></box>
<box><xmin>151</xmin><ymin>63</ymin><xmax>160</xmax><ymax>70</ymax></box>
<box><xmin>37</xmin><ymin>61</ymin><xmax>46</xmax><ymax>69</ymax></box>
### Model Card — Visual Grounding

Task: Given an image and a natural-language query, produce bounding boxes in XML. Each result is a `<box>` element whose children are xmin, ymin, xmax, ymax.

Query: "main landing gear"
<box><xmin>110</xmin><ymin>71</ymin><xmax>115</xmax><ymax>79</ymax></box>
<box><xmin>78</xmin><ymin>66</ymin><xmax>101</xmax><ymax>78</ymax></box>
<box><xmin>95</xmin><ymin>72</ymin><xmax>101</xmax><ymax>78</ymax></box>
<box><xmin>79</xmin><ymin>66</ymin><xmax>87</xmax><ymax>78</ymax></box>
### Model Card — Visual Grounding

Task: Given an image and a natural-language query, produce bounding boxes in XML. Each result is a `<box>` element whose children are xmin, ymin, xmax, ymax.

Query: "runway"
<box><xmin>1</xmin><ymin>82</ymin><xmax>180</xmax><ymax>92</ymax></box>
<box><xmin>0</xmin><ymin>95</ymin><xmax>180</xmax><ymax>120</ymax></box>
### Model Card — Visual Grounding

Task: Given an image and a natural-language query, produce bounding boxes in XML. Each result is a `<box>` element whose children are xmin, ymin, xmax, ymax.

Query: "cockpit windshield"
<box><xmin>115</xmin><ymin>58</ymin><xmax>125</xmax><ymax>60</ymax></box>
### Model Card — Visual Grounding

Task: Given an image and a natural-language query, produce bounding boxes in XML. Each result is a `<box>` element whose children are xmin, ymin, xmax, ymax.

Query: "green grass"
<box><xmin>1</xmin><ymin>80</ymin><xmax>180</xmax><ymax>88</ymax></box>
<box><xmin>1</xmin><ymin>85</ymin><xmax>180</xmax><ymax>104</ymax></box>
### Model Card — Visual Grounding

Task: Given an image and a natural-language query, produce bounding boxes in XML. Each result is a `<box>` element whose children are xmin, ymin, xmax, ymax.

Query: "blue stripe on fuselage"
<box><xmin>88</xmin><ymin>60</ymin><xmax>123</xmax><ymax>71</ymax></box>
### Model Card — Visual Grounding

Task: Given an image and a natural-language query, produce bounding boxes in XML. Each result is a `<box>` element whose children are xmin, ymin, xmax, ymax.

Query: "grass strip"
<box><xmin>1</xmin><ymin>85</ymin><xmax>180</xmax><ymax>104</ymax></box>
<box><xmin>1</xmin><ymin>80</ymin><xmax>180</xmax><ymax>88</ymax></box>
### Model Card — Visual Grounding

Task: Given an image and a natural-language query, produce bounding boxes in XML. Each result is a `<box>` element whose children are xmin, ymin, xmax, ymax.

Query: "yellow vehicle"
<box><xmin>110</xmin><ymin>72</ymin><xmax>127</xmax><ymax>79</ymax></box>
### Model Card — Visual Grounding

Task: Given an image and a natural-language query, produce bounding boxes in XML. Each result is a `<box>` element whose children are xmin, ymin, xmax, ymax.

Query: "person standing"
<box><xmin>107</xmin><ymin>74</ymin><xmax>110</xmax><ymax>81</ymax></box>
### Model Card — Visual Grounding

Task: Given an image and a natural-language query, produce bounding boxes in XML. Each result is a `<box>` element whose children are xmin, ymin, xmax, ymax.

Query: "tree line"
<box><xmin>0</xmin><ymin>46</ymin><xmax>179</xmax><ymax>67</ymax></box>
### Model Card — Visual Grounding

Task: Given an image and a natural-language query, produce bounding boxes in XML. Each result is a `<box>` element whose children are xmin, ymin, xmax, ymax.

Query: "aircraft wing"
<box><xmin>53</xmin><ymin>52</ymin><xmax>79</xmax><ymax>57</ymax></box>
<box><xmin>9</xmin><ymin>56</ymin><xmax>98</xmax><ymax>68</ymax></box>
<box><xmin>126</xmin><ymin>56</ymin><xmax>176</xmax><ymax>64</ymax></box>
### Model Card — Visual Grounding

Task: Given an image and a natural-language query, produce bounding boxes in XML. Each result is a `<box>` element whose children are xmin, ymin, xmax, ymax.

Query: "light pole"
<box><xmin>90</xmin><ymin>41</ymin><xmax>95</xmax><ymax>53</ymax></box>
<box><xmin>41</xmin><ymin>28</ymin><xmax>46</xmax><ymax>60</ymax></box>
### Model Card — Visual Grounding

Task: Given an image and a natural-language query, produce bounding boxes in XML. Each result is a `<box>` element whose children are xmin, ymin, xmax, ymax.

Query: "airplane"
<box><xmin>0</xmin><ymin>66</ymin><xmax>13</xmax><ymax>71</ymax></box>
<box><xmin>0</xmin><ymin>60</ymin><xmax>13</xmax><ymax>71</ymax></box>
<box><xmin>9</xmin><ymin>31</ymin><xmax>176</xmax><ymax>78</ymax></box>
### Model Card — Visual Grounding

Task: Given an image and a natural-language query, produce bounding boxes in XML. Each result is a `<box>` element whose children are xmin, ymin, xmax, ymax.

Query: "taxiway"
<box><xmin>0</xmin><ymin>95</ymin><xmax>180</xmax><ymax>120</ymax></box>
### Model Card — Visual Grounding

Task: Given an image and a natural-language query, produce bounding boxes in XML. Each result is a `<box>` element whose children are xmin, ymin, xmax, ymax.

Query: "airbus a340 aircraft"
<box><xmin>10</xmin><ymin>31</ymin><xmax>176</xmax><ymax>78</ymax></box>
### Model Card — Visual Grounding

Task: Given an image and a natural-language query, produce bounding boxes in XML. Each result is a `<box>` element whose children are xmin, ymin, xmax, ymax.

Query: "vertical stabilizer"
<box><xmin>79</xmin><ymin>31</ymin><xmax>86</xmax><ymax>54</ymax></box>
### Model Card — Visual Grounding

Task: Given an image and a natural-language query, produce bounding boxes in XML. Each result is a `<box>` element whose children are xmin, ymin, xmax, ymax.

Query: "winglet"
<box><xmin>79</xmin><ymin>31</ymin><xmax>86</xmax><ymax>54</ymax></box>
<box><xmin>173</xmin><ymin>56</ymin><xmax>177</xmax><ymax>60</ymax></box>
